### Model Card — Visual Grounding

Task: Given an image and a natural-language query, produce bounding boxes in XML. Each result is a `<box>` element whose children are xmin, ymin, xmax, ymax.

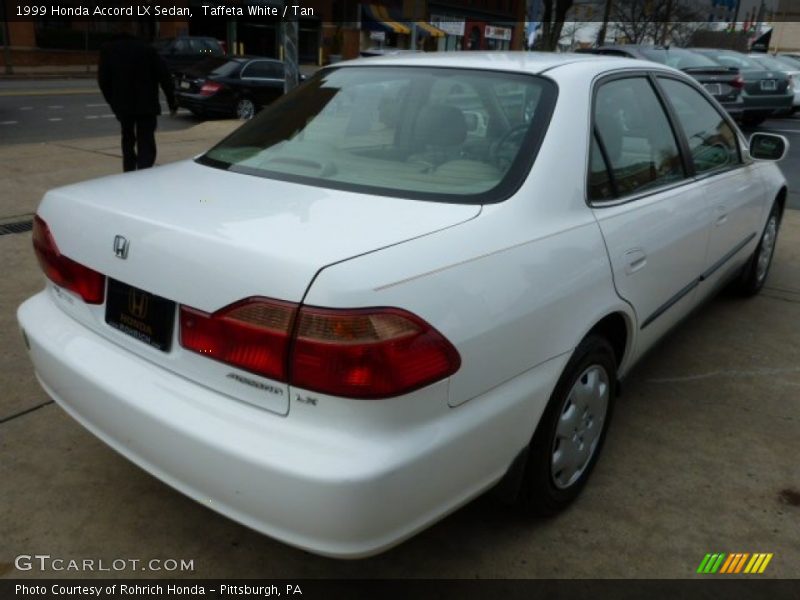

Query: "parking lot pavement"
<box><xmin>1</xmin><ymin>123</ymin><xmax>799</xmax><ymax>579</ymax></box>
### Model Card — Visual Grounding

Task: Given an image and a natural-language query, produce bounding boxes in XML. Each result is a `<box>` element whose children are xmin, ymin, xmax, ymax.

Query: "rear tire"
<box><xmin>236</xmin><ymin>97</ymin><xmax>256</xmax><ymax>120</ymax></box>
<box><xmin>732</xmin><ymin>203</ymin><xmax>780</xmax><ymax>297</ymax></box>
<box><xmin>518</xmin><ymin>335</ymin><xmax>616</xmax><ymax>516</ymax></box>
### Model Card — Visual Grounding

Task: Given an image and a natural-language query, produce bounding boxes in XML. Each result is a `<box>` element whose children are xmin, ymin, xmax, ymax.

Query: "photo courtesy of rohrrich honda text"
<box><xmin>2</xmin><ymin>0</ymin><xmax>799</xmax><ymax>595</ymax></box>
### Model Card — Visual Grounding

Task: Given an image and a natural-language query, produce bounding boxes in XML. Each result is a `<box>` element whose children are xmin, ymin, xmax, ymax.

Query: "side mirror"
<box><xmin>749</xmin><ymin>132</ymin><xmax>789</xmax><ymax>161</ymax></box>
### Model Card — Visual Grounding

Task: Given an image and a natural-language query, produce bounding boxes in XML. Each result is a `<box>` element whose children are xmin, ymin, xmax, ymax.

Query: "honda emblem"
<box><xmin>113</xmin><ymin>235</ymin><xmax>129</xmax><ymax>259</ymax></box>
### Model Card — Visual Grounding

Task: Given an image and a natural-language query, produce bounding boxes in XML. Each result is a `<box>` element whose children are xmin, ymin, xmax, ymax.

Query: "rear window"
<box><xmin>701</xmin><ymin>51</ymin><xmax>762</xmax><ymax>70</ymax></box>
<box><xmin>639</xmin><ymin>48</ymin><xmax>719</xmax><ymax>69</ymax></box>
<box><xmin>199</xmin><ymin>67</ymin><xmax>557</xmax><ymax>203</ymax></box>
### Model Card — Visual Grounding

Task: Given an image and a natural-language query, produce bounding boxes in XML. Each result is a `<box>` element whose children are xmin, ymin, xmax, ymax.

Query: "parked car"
<box><xmin>690</xmin><ymin>48</ymin><xmax>793</xmax><ymax>125</ymax></box>
<box><xmin>579</xmin><ymin>45</ymin><xmax>745</xmax><ymax>118</ymax></box>
<box><xmin>153</xmin><ymin>36</ymin><xmax>225</xmax><ymax>76</ymax></box>
<box><xmin>748</xmin><ymin>53</ymin><xmax>800</xmax><ymax>112</ymax></box>
<box><xmin>175</xmin><ymin>56</ymin><xmax>290</xmax><ymax>119</ymax></box>
<box><xmin>18</xmin><ymin>53</ymin><xmax>788</xmax><ymax>558</ymax></box>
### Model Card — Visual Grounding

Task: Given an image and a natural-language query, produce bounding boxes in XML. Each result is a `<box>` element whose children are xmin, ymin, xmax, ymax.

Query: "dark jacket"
<box><xmin>98</xmin><ymin>36</ymin><xmax>176</xmax><ymax>117</ymax></box>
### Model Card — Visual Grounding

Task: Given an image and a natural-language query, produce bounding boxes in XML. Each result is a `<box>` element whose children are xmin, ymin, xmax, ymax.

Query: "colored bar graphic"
<box><xmin>719</xmin><ymin>554</ymin><xmax>736</xmax><ymax>573</ymax></box>
<box><xmin>745</xmin><ymin>554</ymin><xmax>762</xmax><ymax>573</ymax></box>
<box><xmin>710</xmin><ymin>553</ymin><xmax>726</xmax><ymax>573</ymax></box>
<box><xmin>758</xmin><ymin>554</ymin><xmax>773</xmax><ymax>573</ymax></box>
<box><xmin>697</xmin><ymin>554</ymin><xmax>713</xmax><ymax>573</ymax></box>
<box><xmin>734</xmin><ymin>553</ymin><xmax>749</xmax><ymax>573</ymax></box>
<box><xmin>698</xmin><ymin>552</ymin><xmax>773</xmax><ymax>574</ymax></box>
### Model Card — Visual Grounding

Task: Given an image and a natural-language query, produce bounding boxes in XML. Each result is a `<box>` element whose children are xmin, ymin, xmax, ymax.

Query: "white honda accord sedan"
<box><xmin>18</xmin><ymin>53</ymin><xmax>788</xmax><ymax>558</ymax></box>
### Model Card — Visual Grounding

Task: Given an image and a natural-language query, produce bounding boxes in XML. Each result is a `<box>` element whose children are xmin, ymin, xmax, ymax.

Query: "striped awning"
<box><xmin>362</xmin><ymin>4</ymin><xmax>411</xmax><ymax>35</ymax></box>
<box><xmin>415</xmin><ymin>21</ymin><xmax>446</xmax><ymax>38</ymax></box>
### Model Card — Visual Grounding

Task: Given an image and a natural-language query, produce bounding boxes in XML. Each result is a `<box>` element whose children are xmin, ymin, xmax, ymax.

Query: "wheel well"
<box><xmin>587</xmin><ymin>313</ymin><xmax>628</xmax><ymax>368</ymax></box>
<box><xmin>776</xmin><ymin>186</ymin><xmax>787</xmax><ymax>221</ymax></box>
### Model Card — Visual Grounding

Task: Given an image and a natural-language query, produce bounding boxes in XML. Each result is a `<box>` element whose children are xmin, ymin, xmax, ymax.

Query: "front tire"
<box><xmin>733</xmin><ymin>204</ymin><xmax>780</xmax><ymax>296</ymax></box>
<box><xmin>519</xmin><ymin>335</ymin><xmax>617</xmax><ymax>516</ymax></box>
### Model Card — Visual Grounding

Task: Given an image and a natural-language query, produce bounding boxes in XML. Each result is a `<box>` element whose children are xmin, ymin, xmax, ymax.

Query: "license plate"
<box><xmin>105</xmin><ymin>279</ymin><xmax>176</xmax><ymax>351</ymax></box>
<box><xmin>761</xmin><ymin>79</ymin><xmax>777</xmax><ymax>91</ymax></box>
<box><xmin>704</xmin><ymin>83</ymin><xmax>722</xmax><ymax>96</ymax></box>
<box><xmin>180</xmin><ymin>81</ymin><xmax>190</xmax><ymax>89</ymax></box>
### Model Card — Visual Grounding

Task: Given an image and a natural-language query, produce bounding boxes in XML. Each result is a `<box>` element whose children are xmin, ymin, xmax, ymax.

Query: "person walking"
<box><xmin>98</xmin><ymin>33</ymin><xmax>177</xmax><ymax>172</ymax></box>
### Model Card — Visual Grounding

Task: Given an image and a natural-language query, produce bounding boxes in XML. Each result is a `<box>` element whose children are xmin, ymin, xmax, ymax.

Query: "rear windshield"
<box><xmin>700</xmin><ymin>51</ymin><xmax>762</xmax><ymax>70</ymax></box>
<box><xmin>199</xmin><ymin>66</ymin><xmax>557</xmax><ymax>203</ymax></box>
<box><xmin>639</xmin><ymin>48</ymin><xmax>719</xmax><ymax>69</ymax></box>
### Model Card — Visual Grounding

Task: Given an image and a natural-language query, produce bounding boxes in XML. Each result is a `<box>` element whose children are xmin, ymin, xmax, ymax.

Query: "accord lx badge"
<box><xmin>113</xmin><ymin>235</ymin><xmax>129</xmax><ymax>259</ymax></box>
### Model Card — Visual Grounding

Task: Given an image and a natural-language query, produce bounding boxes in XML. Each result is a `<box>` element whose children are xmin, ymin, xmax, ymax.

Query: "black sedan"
<box><xmin>690</xmin><ymin>48</ymin><xmax>793</xmax><ymax>126</ymax></box>
<box><xmin>579</xmin><ymin>45</ymin><xmax>745</xmax><ymax>118</ymax></box>
<box><xmin>175</xmin><ymin>57</ymin><xmax>288</xmax><ymax>119</ymax></box>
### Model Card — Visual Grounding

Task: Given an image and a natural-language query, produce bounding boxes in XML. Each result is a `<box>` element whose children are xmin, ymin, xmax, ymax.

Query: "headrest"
<box><xmin>413</xmin><ymin>105</ymin><xmax>467</xmax><ymax>147</ymax></box>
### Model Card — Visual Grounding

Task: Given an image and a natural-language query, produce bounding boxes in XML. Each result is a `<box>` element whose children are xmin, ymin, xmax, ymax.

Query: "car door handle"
<box><xmin>623</xmin><ymin>248</ymin><xmax>647</xmax><ymax>275</ymax></box>
<box><xmin>715</xmin><ymin>205</ymin><xmax>728</xmax><ymax>227</ymax></box>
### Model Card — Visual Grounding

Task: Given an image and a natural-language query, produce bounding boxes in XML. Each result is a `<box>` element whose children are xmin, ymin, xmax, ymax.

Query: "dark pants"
<box><xmin>119</xmin><ymin>115</ymin><xmax>158</xmax><ymax>172</ymax></box>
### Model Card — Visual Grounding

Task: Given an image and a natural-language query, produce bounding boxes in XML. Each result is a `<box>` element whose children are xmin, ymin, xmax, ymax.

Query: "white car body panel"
<box><xmin>17</xmin><ymin>53</ymin><xmax>788</xmax><ymax>557</ymax></box>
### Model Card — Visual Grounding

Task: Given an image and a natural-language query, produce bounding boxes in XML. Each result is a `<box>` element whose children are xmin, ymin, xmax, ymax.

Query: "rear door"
<box><xmin>588</xmin><ymin>73</ymin><xmax>711</xmax><ymax>354</ymax></box>
<box><xmin>240</xmin><ymin>60</ymin><xmax>285</xmax><ymax>106</ymax></box>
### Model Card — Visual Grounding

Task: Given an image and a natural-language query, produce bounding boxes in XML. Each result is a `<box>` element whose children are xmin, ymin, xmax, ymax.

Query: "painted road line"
<box><xmin>85</xmin><ymin>103</ymin><xmax>107</xmax><ymax>107</ymax></box>
<box><xmin>48</xmin><ymin>117</ymin><xmax>63</xmax><ymax>122</ymax></box>
<box><xmin>85</xmin><ymin>115</ymin><xmax>100</xmax><ymax>119</ymax></box>
<box><xmin>100</xmin><ymin>114</ymin><xmax>115</xmax><ymax>118</ymax></box>
<box><xmin>0</xmin><ymin>121</ymin><xmax>18</xmax><ymax>125</ymax></box>
<box><xmin>48</xmin><ymin>105</ymin><xmax>64</xmax><ymax>109</ymax></box>
<box><xmin>19</xmin><ymin>106</ymin><xmax>33</xmax><ymax>111</ymax></box>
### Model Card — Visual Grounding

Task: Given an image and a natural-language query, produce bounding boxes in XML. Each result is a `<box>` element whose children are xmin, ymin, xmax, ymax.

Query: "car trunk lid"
<box><xmin>37</xmin><ymin>160</ymin><xmax>480</xmax><ymax>414</ymax></box>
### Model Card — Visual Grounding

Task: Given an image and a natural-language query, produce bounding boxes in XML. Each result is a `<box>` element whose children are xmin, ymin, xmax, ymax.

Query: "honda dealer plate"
<box><xmin>105</xmin><ymin>279</ymin><xmax>176</xmax><ymax>351</ymax></box>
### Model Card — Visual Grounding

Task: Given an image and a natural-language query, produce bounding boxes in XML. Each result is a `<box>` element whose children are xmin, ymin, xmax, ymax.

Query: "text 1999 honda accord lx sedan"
<box><xmin>18</xmin><ymin>53</ymin><xmax>788</xmax><ymax>558</ymax></box>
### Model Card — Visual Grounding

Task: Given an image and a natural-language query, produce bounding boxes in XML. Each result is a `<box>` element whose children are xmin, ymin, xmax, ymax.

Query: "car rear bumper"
<box><xmin>175</xmin><ymin>92</ymin><xmax>231</xmax><ymax>115</ymax></box>
<box><xmin>17</xmin><ymin>290</ymin><xmax>562</xmax><ymax>558</ymax></box>
<box><xmin>742</xmin><ymin>93</ymin><xmax>794</xmax><ymax>114</ymax></box>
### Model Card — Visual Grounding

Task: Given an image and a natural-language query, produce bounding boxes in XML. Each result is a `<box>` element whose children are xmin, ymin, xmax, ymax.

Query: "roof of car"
<box><xmin>339</xmin><ymin>51</ymin><xmax>641</xmax><ymax>75</ymax></box>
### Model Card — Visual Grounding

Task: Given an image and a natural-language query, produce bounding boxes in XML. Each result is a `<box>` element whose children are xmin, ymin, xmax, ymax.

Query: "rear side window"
<box><xmin>658</xmin><ymin>77</ymin><xmax>740</xmax><ymax>174</ymax></box>
<box><xmin>242</xmin><ymin>61</ymin><xmax>284</xmax><ymax>79</ymax></box>
<box><xmin>590</xmin><ymin>77</ymin><xmax>684</xmax><ymax>201</ymax></box>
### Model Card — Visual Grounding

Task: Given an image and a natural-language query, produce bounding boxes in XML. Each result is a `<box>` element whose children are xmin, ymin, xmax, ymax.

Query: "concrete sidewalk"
<box><xmin>0</xmin><ymin>119</ymin><xmax>240</xmax><ymax>222</ymax></box>
<box><xmin>0</xmin><ymin>129</ymin><xmax>798</xmax><ymax>578</ymax></box>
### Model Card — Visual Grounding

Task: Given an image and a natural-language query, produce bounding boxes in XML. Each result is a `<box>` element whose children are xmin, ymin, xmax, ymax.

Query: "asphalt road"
<box><xmin>0</xmin><ymin>79</ymin><xmax>200</xmax><ymax>145</ymax></box>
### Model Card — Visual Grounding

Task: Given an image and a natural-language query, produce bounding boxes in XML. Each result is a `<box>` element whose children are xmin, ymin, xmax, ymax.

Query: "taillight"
<box><xmin>732</xmin><ymin>75</ymin><xmax>745</xmax><ymax>89</ymax></box>
<box><xmin>32</xmin><ymin>215</ymin><xmax>105</xmax><ymax>304</ymax></box>
<box><xmin>199</xmin><ymin>81</ymin><xmax>223</xmax><ymax>96</ymax></box>
<box><xmin>180</xmin><ymin>298</ymin><xmax>296</xmax><ymax>381</ymax></box>
<box><xmin>179</xmin><ymin>300</ymin><xmax>461</xmax><ymax>399</ymax></box>
<box><xmin>291</xmin><ymin>306</ymin><xmax>461</xmax><ymax>399</ymax></box>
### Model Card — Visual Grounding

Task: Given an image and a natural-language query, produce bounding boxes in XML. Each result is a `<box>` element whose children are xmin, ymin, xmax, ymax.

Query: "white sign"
<box><xmin>485</xmin><ymin>26</ymin><xmax>512</xmax><ymax>41</ymax></box>
<box><xmin>431</xmin><ymin>15</ymin><xmax>465</xmax><ymax>37</ymax></box>
<box><xmin>370</xmin><ymin>30</ymin><xmax>386</xmax><ymax>42</ymax></box>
